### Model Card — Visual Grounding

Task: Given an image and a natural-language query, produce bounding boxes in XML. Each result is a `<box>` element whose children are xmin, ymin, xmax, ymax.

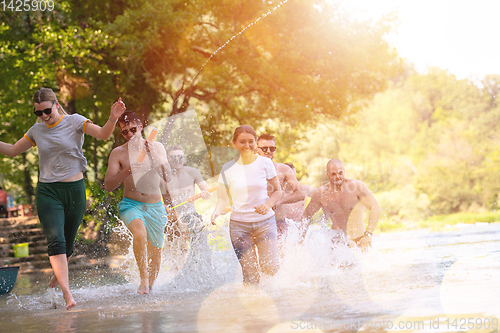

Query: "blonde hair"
<box><xmin>33</xmin><ymin>88</ymin><xmax>67</xmax><ymax>123</ymax></box>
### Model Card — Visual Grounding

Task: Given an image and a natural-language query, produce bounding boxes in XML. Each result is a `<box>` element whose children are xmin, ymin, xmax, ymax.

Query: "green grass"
<box><xmin>418</xmin><ymin>211</ymin><xmax>500</xmax><ymax>231</ymax></box>
<box><xmin>378</xmin><ymin>211</ymin><xmax>500</xmax><ymax>233</ymax></box>
<box><xmin>378</xmin><ymin>219</ymin><xmax>408</xmax><ymax>232</ymax></box>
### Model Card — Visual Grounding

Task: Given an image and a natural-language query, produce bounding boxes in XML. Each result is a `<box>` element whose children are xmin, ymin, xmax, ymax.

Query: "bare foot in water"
<box><xmin>48</xmin><ymin>275</ymin><xmax>59</xmax><ymax>288</ymax></box>
<box><xmin>63</xmin><ymin>291</ymin><xmax>76</xmax><ymax>310</ymax></box>
<box><xmin>137</xmin><ymin>285</ymin><xmax>149</xmax><ymax>294</ymax></box>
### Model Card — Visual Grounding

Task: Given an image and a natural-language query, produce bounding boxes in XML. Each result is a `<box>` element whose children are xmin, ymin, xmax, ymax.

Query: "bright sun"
<box><xmin>339</xmin><ymin>0</ymin><xmax>500</xmax><ymax>80</ymax></box>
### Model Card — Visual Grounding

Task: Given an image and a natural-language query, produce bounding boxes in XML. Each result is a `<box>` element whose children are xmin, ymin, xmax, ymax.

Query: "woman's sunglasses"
<box><xmin>33</xmin><ymin>101</ymin><xmax>55</xmax><ymax>117</ymax></box>
<box><xmin>120</xmin><ymin>126</ymin><xmax>139</xmax><ymax>136</ymax></box>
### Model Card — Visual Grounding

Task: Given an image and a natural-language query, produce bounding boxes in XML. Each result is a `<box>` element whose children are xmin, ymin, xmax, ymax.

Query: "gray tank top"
<box><xmin>24</xmin><ymin>114</ymin><xmax>91</xmax><ymax>183</ymax></box>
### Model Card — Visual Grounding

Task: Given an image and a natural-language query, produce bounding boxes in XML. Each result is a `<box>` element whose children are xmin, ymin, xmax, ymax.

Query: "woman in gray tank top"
<box><xmin>0</xmin><ymin>88</ymin><xmax>125</xmax><ymax>310</ymax></box>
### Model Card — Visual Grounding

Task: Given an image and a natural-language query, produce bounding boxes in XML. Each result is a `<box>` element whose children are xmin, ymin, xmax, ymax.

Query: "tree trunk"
<box><xmin>22</xmin><ymin>154</ymin><xmax>34</xmax><ymax>205</ymax></box>
<box><xmin>93</xmin><ymin>103</ymin><xmax>98</xmax><ymax>181</ymax></box>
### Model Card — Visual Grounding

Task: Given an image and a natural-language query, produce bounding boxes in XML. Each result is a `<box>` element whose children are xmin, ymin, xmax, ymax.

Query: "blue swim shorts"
<box><xmin>118</xmin><ymin>197</ymin><xmax>168</xmax><ymax>248</ymax></box>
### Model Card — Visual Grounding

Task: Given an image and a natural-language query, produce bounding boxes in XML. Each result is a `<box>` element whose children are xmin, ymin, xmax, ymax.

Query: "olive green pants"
<box><xmin>36</xmin><ymin>179</ymin><xmax>86</xmax><ymax>257</ymax></box>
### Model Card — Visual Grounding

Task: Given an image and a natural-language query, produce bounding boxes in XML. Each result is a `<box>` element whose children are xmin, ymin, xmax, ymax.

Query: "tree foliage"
<box><xmin>294</xmin><ymin>68</ymin><xmax>500</xmax><ymax>222</ymax></box>
<box><xmin>107</xmin><ymin>0</ymin><xmax>401</xmax><ymax>146</ymax></box>
<box><xmin>0</xmin><ymin>0</ymin><xmax>400</xmax><ymax>202</ymax></box>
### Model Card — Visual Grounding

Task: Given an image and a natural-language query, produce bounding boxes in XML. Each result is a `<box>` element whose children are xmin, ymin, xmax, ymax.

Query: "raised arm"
<box><xmin>0</xmin><ymin>136</ymin><xmax>33</xmax><ymax>157</ymax></box>
<box><xmin>104</xmin><ymin>149</ymin><xmax>131</xmax><ymax>192</ymax></box>
<box><xmin>85</xmin><ymin>98</ymin><xmax>126</xmax><ymax>140</ymax></box>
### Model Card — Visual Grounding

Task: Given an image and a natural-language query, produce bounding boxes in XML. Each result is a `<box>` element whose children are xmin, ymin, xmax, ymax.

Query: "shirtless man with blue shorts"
<box><xmin>105</xmin><ymin>111</ymin><xmax>171</xmax><ymax>294</ymax></box>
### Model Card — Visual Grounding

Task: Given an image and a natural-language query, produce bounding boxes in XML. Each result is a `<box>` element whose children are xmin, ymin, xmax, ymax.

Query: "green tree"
<box><xmin>1</xmin><ymin>0</ymin><xmax>402</xmax><ymax>201</ymax></box>
<box><xmin>107</xmin><ymin>0</ymin><xmax>402</xmax><ymax>145</ymax></box>
<box><xmin>293</xmin><ymin>68</ymin><xmax>500</xmax><ymax>219</ymax></box>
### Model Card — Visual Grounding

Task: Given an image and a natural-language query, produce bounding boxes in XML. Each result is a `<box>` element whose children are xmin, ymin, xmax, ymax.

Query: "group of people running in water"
<box><xmin>0</xmin><ymin>89</ymin><xmax>381</xmax><ymax>310</ymax></box>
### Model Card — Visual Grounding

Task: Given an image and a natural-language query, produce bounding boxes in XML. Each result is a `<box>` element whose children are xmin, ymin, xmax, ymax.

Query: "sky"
<box><xmin>343</xmin><ymin>0</ymin><xmax>500</xmax><ymax>80</ymax></box>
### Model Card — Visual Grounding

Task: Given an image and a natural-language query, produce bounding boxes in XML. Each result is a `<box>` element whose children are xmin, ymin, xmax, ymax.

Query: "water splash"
<box><xmin>110</xmin><ymin>214</ymin><xmax>229</xmax><ymax>291</ymax></box>
<box><xmin>5</xmin><ymin>223</ymin><xmax>500</xmax><ymax>333</ymax></box>
<box><xmin>152</xmin><ymin>0</ymin><xmax>291</xmax><ymax>181</ymax></box>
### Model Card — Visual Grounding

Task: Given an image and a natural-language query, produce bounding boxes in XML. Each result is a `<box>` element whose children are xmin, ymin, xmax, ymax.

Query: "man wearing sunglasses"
<box><xmin>256</xmin><ymin>134</ymin><xmax>305</xmax><ymax>246</ymax></box>
<box><xmin>104</xmin><ymin>111</ymin><xmax>172</xmax><ymax>294</ymax></box>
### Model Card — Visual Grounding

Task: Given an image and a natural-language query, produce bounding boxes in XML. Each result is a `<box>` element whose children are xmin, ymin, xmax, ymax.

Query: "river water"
<box><xmin>1</xmin><ymin>221</ymin><xmax>499</xmax><ymax>333</ymax></box>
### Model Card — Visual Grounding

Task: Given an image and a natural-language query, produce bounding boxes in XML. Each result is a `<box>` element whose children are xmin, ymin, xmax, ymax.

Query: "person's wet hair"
<box><xmin>167</xmin><ymin>145</ymin><xmax>184</xmax><ymax>154</ymax></box>
<box><xmin>117</xmin><ymin>111</ymin><xmax>142</xmax><ymax>127</ymax></box>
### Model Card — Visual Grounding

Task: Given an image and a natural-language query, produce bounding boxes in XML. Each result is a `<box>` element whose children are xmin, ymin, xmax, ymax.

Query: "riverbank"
<box><xmin>379</xmin><ymin>211</ymin><xmax>500</xmax><ymax>232</ymax></box>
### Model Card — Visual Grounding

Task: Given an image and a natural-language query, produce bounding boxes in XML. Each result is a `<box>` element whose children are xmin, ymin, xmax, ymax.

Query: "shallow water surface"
<box><xmin>1</xmin><ymin>222</ymin><xmax>500</xmax><ymax>332</ymax></box>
